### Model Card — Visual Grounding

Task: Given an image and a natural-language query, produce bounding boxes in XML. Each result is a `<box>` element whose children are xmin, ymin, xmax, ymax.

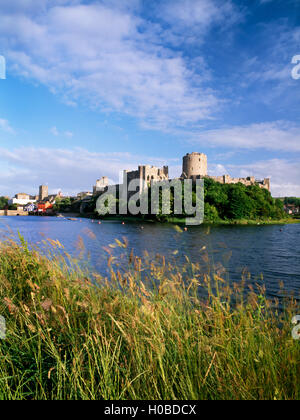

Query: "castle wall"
<box><xmin>124</xmin><ymin>165</ymin><xmax>169</xmax><ymax>195</ymax></box>
<box><xmin>124</xmin><ymin>169</ymin><xmax>140</xmax><ymax>186</ymax></box>
<box><xmin>0</xmin><ymin>210</ymin><xmax>29</xmax><ymax>216</ymax></box>
<box><xmin>207</xmin><ymin>175</ymin><xmax>270</xmax><ymax>191</ymax></box>
<box><xmin>142</xmin><ymin>165</ymin><xmax>169</xmax><ymax>183</ymax></box>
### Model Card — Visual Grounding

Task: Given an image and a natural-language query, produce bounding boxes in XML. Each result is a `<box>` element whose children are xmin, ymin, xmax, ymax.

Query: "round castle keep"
<box><xmin>182</xmin><ymin>152</ymin><xmax>207</xmax><ymax>178</ymax></box>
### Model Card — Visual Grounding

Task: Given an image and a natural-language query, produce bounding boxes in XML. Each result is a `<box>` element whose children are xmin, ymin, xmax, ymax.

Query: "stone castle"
<box><xmin>123</xmin><ymin>165</ymin><xmax>169</xmax><ymax>194</ymax></box>
<box><xmin>120</xmin><ymin>153</ymin><xmax>270</xmax><ymax>193</ymax></box>
<box><xmin>180</xmin><ymin>152</ymin><xmax>270</xmax><ymax>191</ymax></box>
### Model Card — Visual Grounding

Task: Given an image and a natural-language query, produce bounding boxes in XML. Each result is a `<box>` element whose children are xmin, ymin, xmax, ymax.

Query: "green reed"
<box><xmin>0</xmin><ymin>234</ymin><xmax>299</xmax><ymax>400</ymax></box>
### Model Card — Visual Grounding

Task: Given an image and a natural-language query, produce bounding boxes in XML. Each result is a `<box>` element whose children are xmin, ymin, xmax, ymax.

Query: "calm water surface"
<box><xmin>0</xmin><ymin>216</ymin><xmax>299</xmax><ymax>301</ymax></box>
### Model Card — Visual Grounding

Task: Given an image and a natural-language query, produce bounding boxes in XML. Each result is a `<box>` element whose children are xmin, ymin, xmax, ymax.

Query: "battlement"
<box><xmin>207</xmin><ymin>175</ymin><xmax>270</xmax><ymax>191</ymax></box>
<box><xmin>124</xmin><ymin>165</ymin><xmax>169</xmax><ymax>192</ymax></box>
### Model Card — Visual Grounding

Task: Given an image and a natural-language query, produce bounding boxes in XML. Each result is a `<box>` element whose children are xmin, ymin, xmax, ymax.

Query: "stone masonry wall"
<box><xmin>207</xmin><ymin>175</ymin><xmax>270</xmax><ymax>191</ymax></box>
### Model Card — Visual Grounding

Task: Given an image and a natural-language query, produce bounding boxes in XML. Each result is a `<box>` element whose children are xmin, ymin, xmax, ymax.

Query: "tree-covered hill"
<box><xmin>204</xmin><ymin>178</ymin><xmax>285</xmax><ymax>222</ymax></box>
<box><xmin>0</xmin><ymin>197</ymin><xmax>8</xmax><ymax>210</ymax></box>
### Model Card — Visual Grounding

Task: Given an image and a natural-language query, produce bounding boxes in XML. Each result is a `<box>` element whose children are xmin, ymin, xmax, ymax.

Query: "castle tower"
<box><xmin>263</xmin><ymin>178</ymin><xmax>271</xmax><ymax>192</ymax></box>
<box><xmin>39</xmin><ymin>185</ymin><xmax>48</xmax><ymax>201</ymax></box>
<box><xmin>182</xmin><ymin>153</ymin><xmax>207</xmax><ymax>179</ymax></box>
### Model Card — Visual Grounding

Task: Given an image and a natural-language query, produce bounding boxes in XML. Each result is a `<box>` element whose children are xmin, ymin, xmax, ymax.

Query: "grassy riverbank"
<box><xmin>156</xmin><ymin>216</ymin><xmax>300</xmax><ymax>226</ymax></box>
<box><xmin>204</xmin><ymin>218</ymin><xmax>300</xmax><ymax>226</ymax></box>
<box><xmin>60</xmin><ymin>212</ymin><xmax>300</xmax><ymax>226</ymax></box>
<box><xmin>0</xmin><ymin>236</ymin><xmax>299</xmax><ymax>400</ymax></box>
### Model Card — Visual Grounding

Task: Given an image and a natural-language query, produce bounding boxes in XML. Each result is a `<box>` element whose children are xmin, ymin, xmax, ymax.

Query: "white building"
<box><xmin>8</xmin><ymin>193</ymin><xmax>36</xmax><ymax>206</ymax></box>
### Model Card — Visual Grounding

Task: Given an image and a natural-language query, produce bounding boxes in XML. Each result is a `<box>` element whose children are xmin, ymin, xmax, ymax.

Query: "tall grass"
<box><xmin>0</xmin><ymin>235</ymin><xmax>299</xmax><ymax>400</ymax></box>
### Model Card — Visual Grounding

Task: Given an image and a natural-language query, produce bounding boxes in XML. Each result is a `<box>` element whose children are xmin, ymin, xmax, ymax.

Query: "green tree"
<box><xmin>53</xmin><ymin>197</ymin><xmax>73</xmax><ymax>212</ymax></box>
<box><xmin>0</xmin><ymin>197</ymin><xmax>8</xmax><ymax>210</ymax></box>
<box><xmin>284</xmin><ymin>197</ymin><xmax>300</xmax><ymax>206</ymax></box>
<box><xmin>225</xmin><ymin>184</ymin><xmax>254</xmax><ymax>219</ymax></box>
<box><xmin>204</xmin><ymin>179</ymin><xmax>284</xmax><ymax>221</ymax></box>
<box><xmin>204</xmin><ymin>203</ymin><xmax>219</xmax><ymax>222</ymax></box>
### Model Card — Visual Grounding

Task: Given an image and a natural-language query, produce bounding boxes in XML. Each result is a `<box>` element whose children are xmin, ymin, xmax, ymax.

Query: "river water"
<box><xmin>0</xmin><ymin>216</ymin><xmax>299</xmax><ymax>301</ymax></box>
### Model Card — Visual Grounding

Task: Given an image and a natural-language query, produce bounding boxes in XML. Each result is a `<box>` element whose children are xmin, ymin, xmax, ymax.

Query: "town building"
<box><xmin>8</xmin><ymin>193</ymin><xmax>36</xmax><ymax>206</ymax></box>
<box><xmin>284</xmin><ymin>204</ymin><xmax>300</xmax><ymax>215</ymax></box>
<box><xmin>24</xmin><ymin>203</ymin><xmax>37</xmax><ymax>213</ymax></box>
<box><xmin>37</xmin><ymin>189</ymin><xmax>63</xmax><ymax>214</ymax></box>
<box><xmin>37</xmin><ymin>201</ymin><xmax>54</xmax><ymax>214</ymax></box>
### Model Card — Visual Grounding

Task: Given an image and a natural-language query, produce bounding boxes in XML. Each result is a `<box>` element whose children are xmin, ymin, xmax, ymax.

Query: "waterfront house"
<box><xmin>9</xmin><ymin>193</ymin><xmax>36</xmax><ymax>207</ymax></box>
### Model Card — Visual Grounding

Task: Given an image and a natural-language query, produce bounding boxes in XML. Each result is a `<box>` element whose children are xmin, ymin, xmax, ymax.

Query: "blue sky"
<box><xmin>0</xmin><ymin>0</ymin><xmax>300</xmax><ymax>196</ymax></box>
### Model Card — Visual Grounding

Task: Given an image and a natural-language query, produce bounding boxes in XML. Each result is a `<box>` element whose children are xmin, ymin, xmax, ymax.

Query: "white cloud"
<box><xmin>226</xmin><ymin>19</ymin><xmax>300</xmax><ymax>110</ymax></box>
<box><xmin>158</xmin><ymin>0</ymin><xmax>240</xmax><ymax>30</ymax></box>
<box><xmin>50</xmin><ymin>126</ymin><xmax>59</xmax><ymax>136</ymax></box>
<box><xmin>208</xmin><ymin>163</ymin><xmax>228</xmax><ymax>176</ymax></box>
<box><xmin>0</xmin><ymin>144</ymin><xmax>299</xmax><ymax>197</ymax></box>
<box><xmin>0</xmin><ymin>1</ymin><xmax>224</xmax><ymax>130</ymax></box>
<box><xmin>0</xmin><ymin>146</ymin><xmax>173</xmax><ymax>196</ymax></box>
<box><xmin>225</xmin><ymin>159</ymin><xmax>300</xmax><ymax>197</ymax></box>
<box><xmin>50</xmin><ymin>126</ymin><xmax>73</xmax><ymax>137</ymax></box>
<box><xmin>208</xmin><ymin>157</ymin><xmax>300</xmax><ymax>196</ymax></box>
<box><xmin>0</xmin><ymin>0</ymin><xmax>81</xmax><ymax>14</ymax></box>
<box><xmin>0</xmin><ymin>118</ymin><xmax>14</xmax><ymax>133</ymax></box>
<box><xmin>192</xmin><ymin>121</ymin><xmax>300</xmax><ymax>152</ymax></box>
